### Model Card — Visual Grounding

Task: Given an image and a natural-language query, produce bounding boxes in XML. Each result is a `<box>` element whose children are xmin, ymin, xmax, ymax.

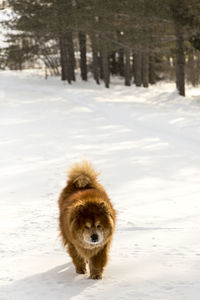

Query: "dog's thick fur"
<box><xmin>58</xmin><ymin>161</ymin><xmax>116</xmax><ymax>279</ymax></box>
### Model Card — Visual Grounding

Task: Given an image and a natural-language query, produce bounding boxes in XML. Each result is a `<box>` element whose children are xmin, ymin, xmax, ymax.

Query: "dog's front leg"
<box><xmin>89</xmin><ymin>245</ymin><xmax>108</xmax><ymax>279</ymax></box>
<box><xmin>67</xmin><ymin>243</ymin><xmax>86</xmax><ymax>274</ymax></box>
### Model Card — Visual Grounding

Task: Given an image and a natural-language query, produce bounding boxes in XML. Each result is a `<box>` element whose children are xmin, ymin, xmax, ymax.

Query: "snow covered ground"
<box><xmin>1</xmin><ymin>70</ymin><xmax>200</xmax><ymax>300</ymax></box>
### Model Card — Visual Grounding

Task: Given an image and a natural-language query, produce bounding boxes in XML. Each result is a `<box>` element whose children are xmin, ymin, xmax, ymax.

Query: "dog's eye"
<box><xmin>97</xmin><ymin>225</ymin><xmax>101</xmax><ymax>229</ymax></box>
<box><xmin>85</xmin><ymin>225</ymin><xmax>90</xmax><ymax>230</ymax></box>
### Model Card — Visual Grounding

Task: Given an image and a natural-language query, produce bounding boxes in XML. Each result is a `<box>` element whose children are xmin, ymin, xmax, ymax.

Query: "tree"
<box><xmin>4</xmin><ymin>0</ymin><xmax>200</xmax><ymax>93</ymax></box>
<box><xmin>79</xmin><ymin>31</ymin><xmax>87</xmax><ymax>81</ymax></box>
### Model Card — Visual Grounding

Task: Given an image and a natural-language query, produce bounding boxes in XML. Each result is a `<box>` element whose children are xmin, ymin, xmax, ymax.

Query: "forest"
<box><xmin>1</xmin><ymin>0</ymin><xmax>200</xmax><ymax>96</ymax></box>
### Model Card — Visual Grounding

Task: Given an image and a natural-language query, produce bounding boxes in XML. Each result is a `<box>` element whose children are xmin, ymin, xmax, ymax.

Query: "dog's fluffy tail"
<box><xmin>68</xmin><ymin>160</ymin><xmax>100</xmax><ymax>189</ymax></box>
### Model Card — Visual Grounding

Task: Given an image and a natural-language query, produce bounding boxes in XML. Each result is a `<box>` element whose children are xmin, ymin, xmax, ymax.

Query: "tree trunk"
<box><xmin>175</xmin><ymin>23</ymin><xmax>185</xmax><ymax>96</ymax></box>
<box><xmin>124</xmin><ymin>47</ymin><xmax>131</xmax><ymax>86</ymax></box>
<box><xmin>196</xmin><ymin>52</ymin><xmax>200</xmax><ymax>85</ymax></box>
<box><xmin>102</xmin><ymin>43</ymin><xmax>110</xmax><ymax>88</ymax></box>
<box><xmin>187</xmin><ymin>53</ymin><xmax>195</xmax><ymax>86</ymax></box>
<box><xmin>99</xmin><ymin>49</ymin><xmax>104</xmax><ymax>80</ymax></box>
<box><xmin>142</xmin><ymin>52</ymin><xmax>149</xmax><ymax>88</ymax></box>
<box><xmin>149</xmin><ymin>54</ymin><xmax>156</xmax><ymax>84</ymax></box>
<box><xmin>133</xmin><ymin>52</ymin><xmax>142</xmax><ymax>86</ymax></box>
<box><xmin>91</xmin><ymin>34</ymin><xmax>100</xmax><ymax>84</ymax></box>
<box><xmin>79</xmin><ymin>32</ymin><xmax>87</xmax><ymax>81</ymax></box>
<box><xmin>59</xmin><ymin>34</ymin><xmax>69</xmax><ymax>82</ymax></box>
<box><xmin>118</xmin><ymin>48</ymin><xmax>124</xmax><ymax>76</ymax></box>
<box><xmin>66</xmin><ymin>31</ymin><xmax>76</xmax><ymax>82</ymax></box>
<box><xmin>110</xmin><ymin>51</ymin><xmax>117</xmax><ymax>75</ymax></box>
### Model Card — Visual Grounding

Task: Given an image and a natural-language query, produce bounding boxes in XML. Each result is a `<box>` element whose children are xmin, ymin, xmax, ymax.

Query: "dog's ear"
<box><xmin>100</xmin><ymin>201</ymin><xmax>106</xmax><ymax>208</ymax></box>
<box><xmin>70</xmin><ymin>202</ymin><xmax>84</xmax><ymax>222</ymax></box>
<box><xmin>75</xmin><ymin>203</ymin><xmax>84</xmax><ymax>215</ymax></box>
<box><xmin>100</xmin><ymin>201</ymin><xmax>109</xmax><ymax>214</ymax></box>
<box><xmin>100</xmin><ymin>201</ymin><xmax>115</xmax><ymax>222</ymax></box>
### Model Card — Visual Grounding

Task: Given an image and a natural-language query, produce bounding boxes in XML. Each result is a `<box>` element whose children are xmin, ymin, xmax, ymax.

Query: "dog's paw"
<box><xmin>89</xmin><ymin>273</ymin><xmax>102</xmax><ymax>280</ymax></box>
<box><xmin>76</xmin><ymin>267</ymin><xmax>86</xmax><ymax>274</ymax></box>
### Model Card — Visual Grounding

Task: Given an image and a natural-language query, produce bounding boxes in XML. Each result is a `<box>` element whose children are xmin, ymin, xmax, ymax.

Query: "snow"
<box><xmin>0</xmin><ymin>70</ymin><xmax>200</xmax><ymax>299</ymax></box>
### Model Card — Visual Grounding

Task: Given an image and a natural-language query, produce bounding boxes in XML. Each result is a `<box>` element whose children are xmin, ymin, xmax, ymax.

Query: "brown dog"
<box><xmin>58</xmin><ymin>161</ymin><xmax>116</xmax><ymax>279</ymax></box>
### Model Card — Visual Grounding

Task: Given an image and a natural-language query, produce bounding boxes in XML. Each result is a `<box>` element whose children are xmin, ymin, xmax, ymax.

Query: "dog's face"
<box><xmin>70</xmin><ymin>201</ymin><xmax>114</xmax><ymax>249</ymax></box>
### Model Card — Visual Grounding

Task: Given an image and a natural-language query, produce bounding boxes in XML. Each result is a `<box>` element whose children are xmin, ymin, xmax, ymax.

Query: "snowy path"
<box><xmin>1</xmin><ymin>71</ymin><xmax>200</xmax><ymax>299</ymax></box>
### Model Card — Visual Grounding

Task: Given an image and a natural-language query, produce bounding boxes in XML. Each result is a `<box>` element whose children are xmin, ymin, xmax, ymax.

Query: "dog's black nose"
<box><xmin>91</xmin><ymin>234</ymin><xmax>98</xmax><ymax>242</ymax></box>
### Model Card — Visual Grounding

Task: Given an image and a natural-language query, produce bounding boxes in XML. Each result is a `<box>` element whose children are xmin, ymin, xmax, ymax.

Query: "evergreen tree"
<box><xmin>3</xmin><ymin>0</ymin><xmax>200</xmax><ymax>94</ymax></box>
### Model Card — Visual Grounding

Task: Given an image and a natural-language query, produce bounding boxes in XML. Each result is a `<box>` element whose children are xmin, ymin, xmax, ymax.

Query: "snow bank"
<box><xmin>0</xmin><ymin>71</ymin><xmax>200</xmax><ymax>299</ymax></box>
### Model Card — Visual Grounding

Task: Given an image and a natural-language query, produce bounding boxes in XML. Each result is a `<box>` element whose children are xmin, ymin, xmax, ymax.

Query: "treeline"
<box><xmin>3</xmin><ymin>0</ymin><xmax>200</xmax><ymax>96</ymax></box>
